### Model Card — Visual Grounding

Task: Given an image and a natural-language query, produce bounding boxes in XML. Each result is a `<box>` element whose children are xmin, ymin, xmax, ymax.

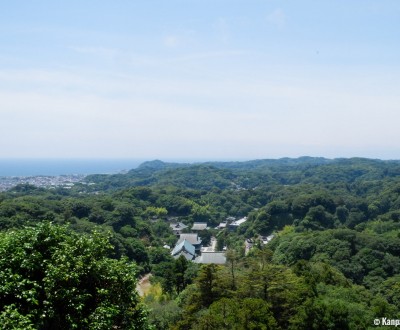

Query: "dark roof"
<box><xmin>178</xmin><ymin>233</ymin><xmax>202</xmax><ymax>245</ymax></box>
<box><xmin>191</xmin><ymin>222</ymin><xmax>208</xmax><ymax>231</ymax></box>
<box><xmin>174</xmin><ymin>251</ymin><xmax>195</xmax><ymax>261</ymax></box>
<box><xmin>171</xmin><ymin>239</ymin><xmax>196</xmax><ymax>258</ymax></box>
<box><xmin>195</xmin><ymin>252</ymin><xmax>226</xmax><ymax>264</ymax></box>
<box><xmin>170</xmin><ymin>222</ymin><xmax>188</xmax><ymax>230</ymax></box>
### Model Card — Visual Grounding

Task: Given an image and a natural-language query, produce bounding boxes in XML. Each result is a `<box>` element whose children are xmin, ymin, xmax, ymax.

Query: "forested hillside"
<box><xmin>1</xmin><ymin>157</ymin><xmax>400</xmax><ymax>329</ymax></box>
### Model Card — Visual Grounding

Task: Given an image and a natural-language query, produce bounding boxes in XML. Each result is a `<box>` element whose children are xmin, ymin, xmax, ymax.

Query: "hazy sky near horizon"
<box><xmin>1</xmin><ymin>1</ymin><xmax>400</xmax><ymax>160</ymax></box>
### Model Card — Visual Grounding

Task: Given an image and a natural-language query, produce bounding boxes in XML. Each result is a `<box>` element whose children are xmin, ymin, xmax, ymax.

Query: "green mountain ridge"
<box><xmin>85</xmin><ymin>157</ymin><xmax>400</xmax><ymax>191</ymax></box>
<box><xmin>2</xmin><ymin>156</ymin><xmax>400</xmax><ymax>329</ymax></box>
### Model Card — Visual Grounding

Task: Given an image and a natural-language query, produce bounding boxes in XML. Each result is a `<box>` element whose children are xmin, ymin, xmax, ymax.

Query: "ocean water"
<box><xmin>0</xmin><ymin>159</ymin><xmax>146</xmax><ymax>177</ymax></box>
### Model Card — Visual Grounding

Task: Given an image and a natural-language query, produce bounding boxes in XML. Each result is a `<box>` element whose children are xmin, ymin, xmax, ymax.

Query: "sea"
<box><xmin>0</xmin><ymin>159</ymin><xmax>146</xmax><ymax>177</ymax></box>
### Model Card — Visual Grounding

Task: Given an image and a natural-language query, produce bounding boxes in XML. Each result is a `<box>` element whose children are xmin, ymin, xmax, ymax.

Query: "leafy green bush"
<box><xmin>0</xmin><ymin>222</ymin><xmax>149</xmax><ymax>329</ymax></box>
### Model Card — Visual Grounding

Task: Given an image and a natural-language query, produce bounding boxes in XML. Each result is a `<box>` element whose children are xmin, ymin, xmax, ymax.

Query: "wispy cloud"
<box><xmin>1</xmin><ymin>63</ymin><xmax>399</xmax><ymax>158</ymax></box>
<box><xmin>1</xmin><ymin>1</ymin><xmax>399</xmax><ymax>159</ymax></box>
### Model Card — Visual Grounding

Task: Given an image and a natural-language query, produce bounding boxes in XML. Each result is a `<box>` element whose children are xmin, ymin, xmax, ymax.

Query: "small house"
<box><xmin>170</xmin><ymin>222</ymin><xmax>188</xmax><ymax>236</ymax></box>
<box><xmin>191</xmin><ymin>222</ymin><xmax>208</xmax><ymax>231</ymax></box>
<box><xmin>171</xmin><ymin>239</ymin><xmax>196</xmax><ymax>261</ymax></box>
<box><xmin>177</xmin><ymin>233</ymin><xmax>202</xmax><ymax>253</ymax></box>
<box><xmin>194</xmin><ymin>252</ymin><xmax>226</xmax><ymax>264</ymax></box>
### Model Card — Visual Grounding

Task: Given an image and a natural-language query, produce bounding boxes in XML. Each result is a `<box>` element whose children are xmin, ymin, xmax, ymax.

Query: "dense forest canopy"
<box><xmin>1</xmin><ymin>157</ymin><xmax>400</xmax><ymax>329</ymax></box>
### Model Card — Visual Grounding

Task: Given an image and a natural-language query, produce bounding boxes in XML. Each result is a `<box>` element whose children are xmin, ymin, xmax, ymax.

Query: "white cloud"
<box><xmin>0</xmin><ymin>64</ymin><xmax>400</xmax><ymax>159</ymax></box>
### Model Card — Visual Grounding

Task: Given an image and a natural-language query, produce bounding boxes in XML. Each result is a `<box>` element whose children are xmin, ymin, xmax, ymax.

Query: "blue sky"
<box><xmin>1</xmin><ymin>1</ymin><xmax>400</xmax><ymax>160</ymax></box>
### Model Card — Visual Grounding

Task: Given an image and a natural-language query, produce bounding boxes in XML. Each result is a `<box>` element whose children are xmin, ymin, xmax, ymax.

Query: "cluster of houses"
<box><xmin>168</xmin><ymin>216</ymin><xmax>256</xmax><ymax>264</ymax></box>
<box><xmin>169</xmin><ymin>222</ymin><xmax>227</xmax><ymax>264</ymax></box>
<box><xmin>216</xmin><ymin>216</ymin><xmax>248</xmax><ymax>231</ymax></box>
<box><xmin>244</xmin><ymin>235</ymin><xmax>275</xmax><ymax>255</ymax></box>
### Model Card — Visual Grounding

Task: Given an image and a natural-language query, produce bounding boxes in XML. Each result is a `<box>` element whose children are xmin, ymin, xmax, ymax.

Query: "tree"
<box><xmin>0</xmin><ymin>222</ymin><xmax>149</xmax><ymax>329</ymax></box>
<box><xmin>144</xmin><ymin>206</ymin><xmax>168</xmax><ymax>219</ymax></box>
<box><xmin>193</xmin><ymin>298</ymin><xmax>277</xmax><ymax>330</ymax></box>
<box><xmin>112</xmin><ymin>203</ymin><xmax>136</xmax><ymax>230</ymax></box>
<box><xmin>198</xmin><ymin>229</ymin><xmax>212</xmax><ymax>246</ymax></box>
<box><xmin>197</xmin><ymin>264</ymin><xmax>221</xmax><ymax>308</ymax></box>
<box><xmin>174</xmin><ymin>256</ymin><xmax>189</xmax><ymax>294</ymax></box>
<box><xmin>298</xmin><ymin>205</ymin><xmax>334</xmax><ymax>231</ymax></box>
<box><xmin>238</xmin><ymin>262</ymin><xmax>310</xmax><ymax>329</ymax></box>
<box><xmin>216</xmin><ymin>235</ymin><xmax>225</xmax><ymax>251</ymax></box>
<box><xmin>226</xmin><ymin>249</ymin><xmax>239</xmax><ymax>290</ymax></box>
<box><xmin>152</xmin><ymin>261</ymin><xmax>175</xmax><ymax>295</ymax></box>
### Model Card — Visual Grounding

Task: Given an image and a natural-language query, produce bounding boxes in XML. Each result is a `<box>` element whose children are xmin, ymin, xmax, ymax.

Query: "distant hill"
<box><xmin>84</xmin><ymin>157</ymin><xmax>400</xmax><ymax>191</ymax></box>
<box><xmin>132</xmin><ymin>159</ymin><xmax>189</xmax><ymax>172</ymax></box>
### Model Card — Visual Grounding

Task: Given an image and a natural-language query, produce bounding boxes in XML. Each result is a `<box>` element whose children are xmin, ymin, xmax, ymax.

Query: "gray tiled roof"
<box><xmin>170</xmin><ymin>222</ymin><xmax>188</xmax><ymax>230</ymax></box>
<box><xmin>195</xmin><ymin>252</ymin><xmax>226</xmax><ymax>264</ymax></box>
<box><xmin>191</xmin><ymin>222</ymin><xmax>208</xmax><ymax>231</ymax></box>
<box><xmin>174</xmin><ymin>250</ymin><xmax>195</xmax><ymax>261</ymax></box>
<box><xmin>178</xmin><ymin>233</ymin><xmax>202</xmax><ymax>245</ymax></box>
<box><xmin>171</xmin><ymin>239</ymin><xmax>196</xmax><ymax>257</ymax></box>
